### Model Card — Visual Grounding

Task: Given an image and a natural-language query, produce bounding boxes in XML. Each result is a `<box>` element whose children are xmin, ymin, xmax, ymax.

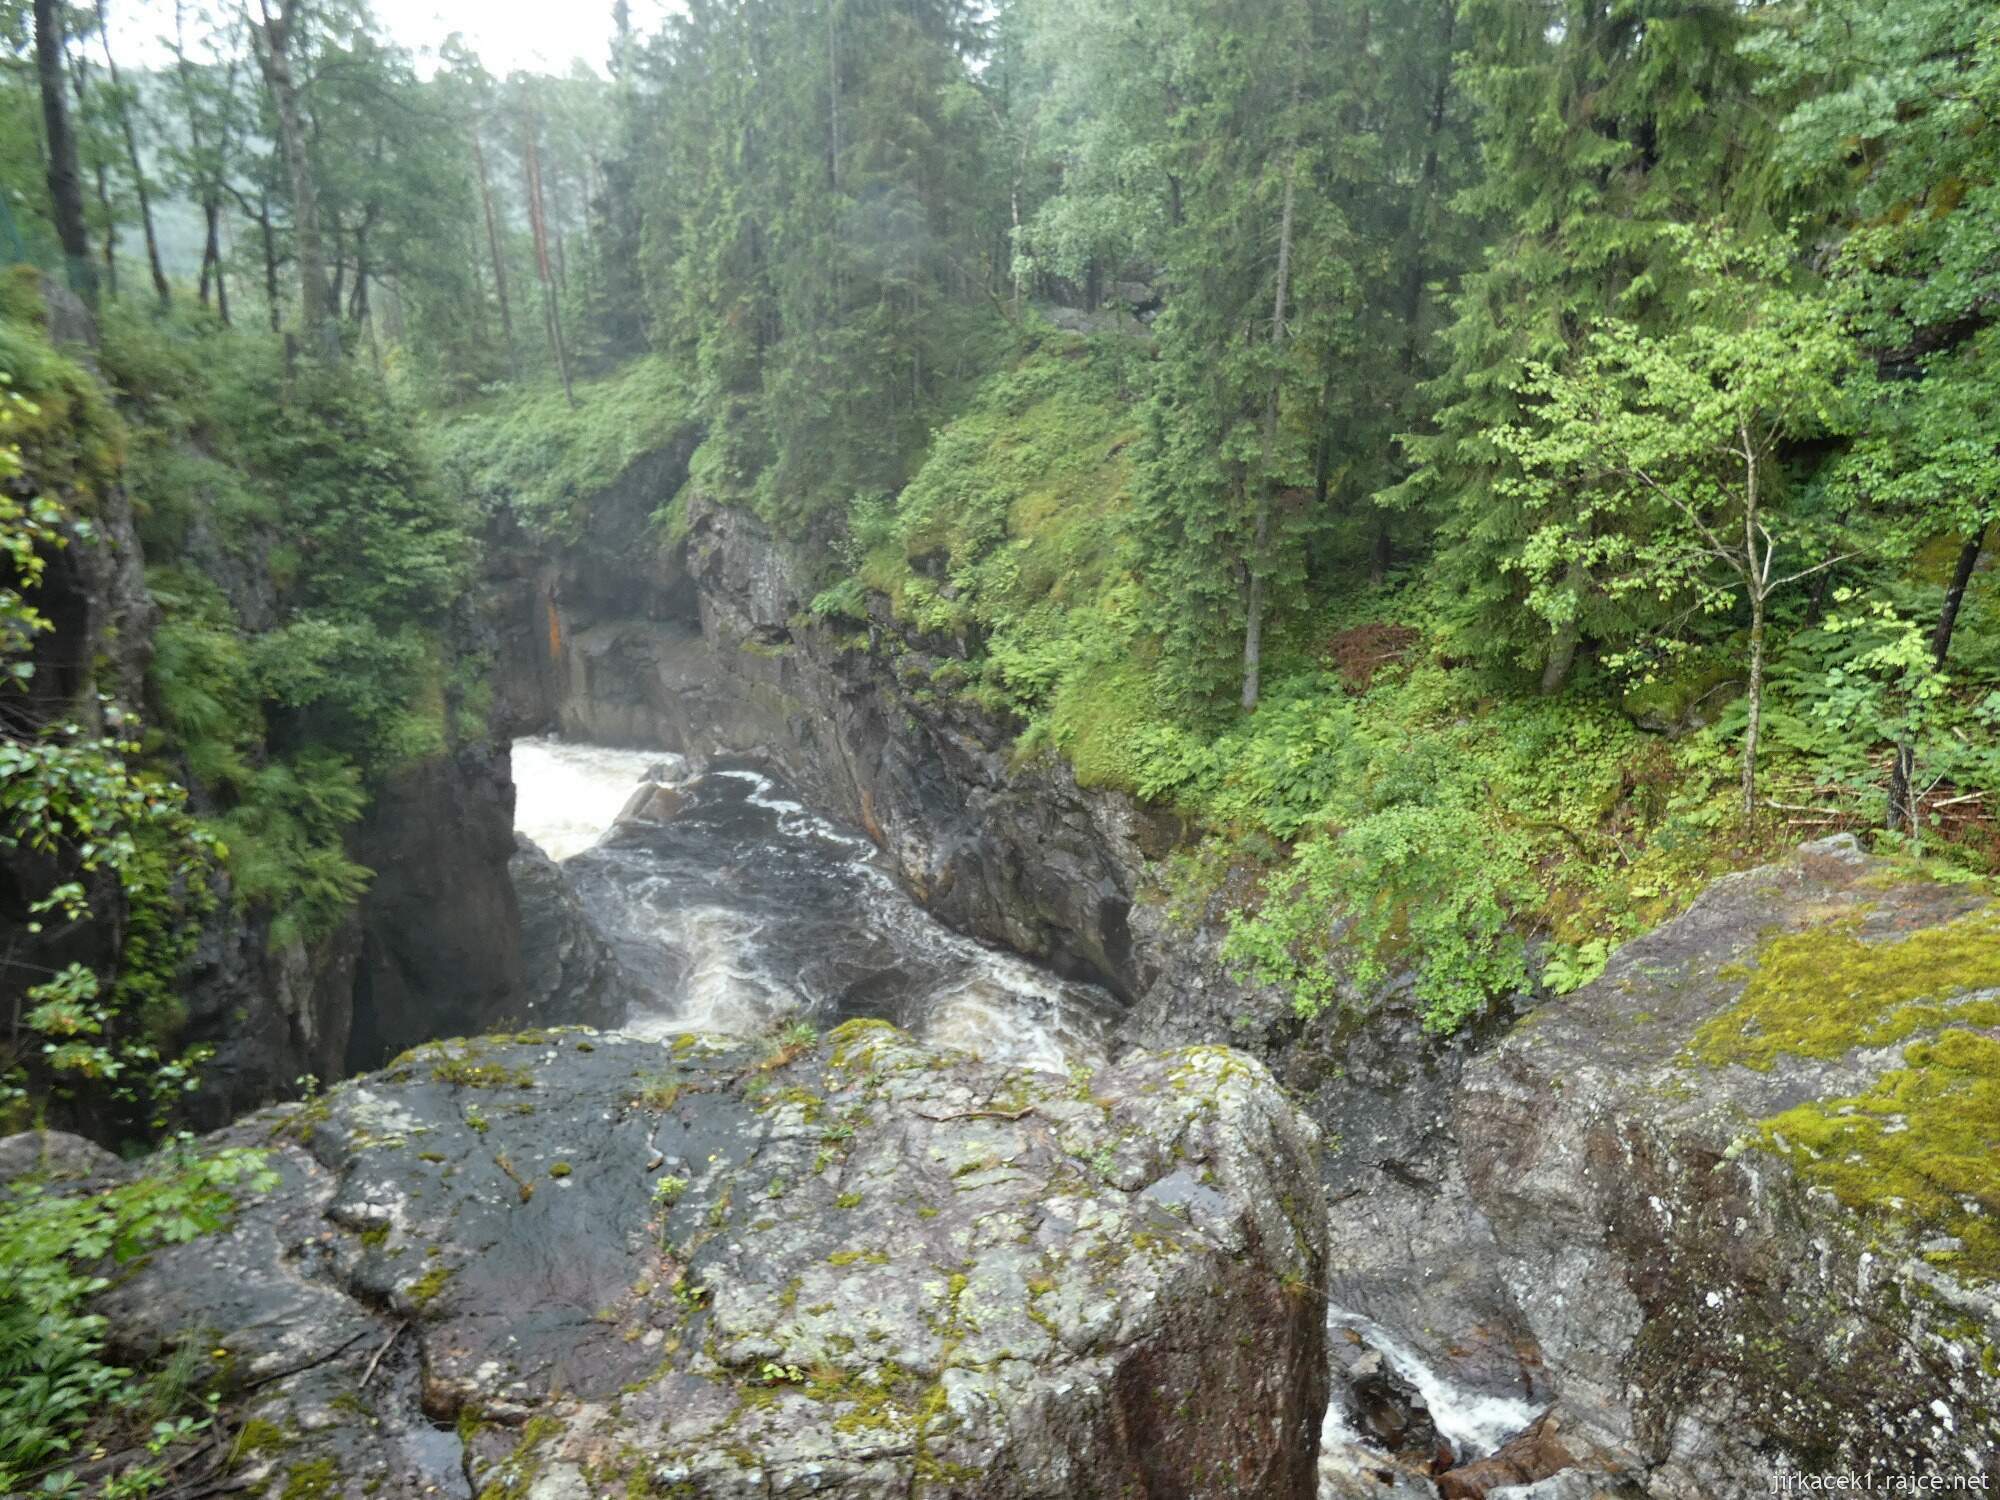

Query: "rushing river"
<box><xmin>512</xmin><ymin>736</ymin><xmax>1537</xmax><ymax>1494</ymax></box>
<box><xmin>512</xmin><ymin>737</ymin><xmax>1120</xmax><ymax>1074</ymax></box>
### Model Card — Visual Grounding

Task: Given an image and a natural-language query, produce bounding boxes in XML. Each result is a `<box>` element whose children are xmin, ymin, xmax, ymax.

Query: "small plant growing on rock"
<box><xmin>652</xmin><ymin>1175</ymin><xmax>689</xmax><ymax>1204</ymax></box>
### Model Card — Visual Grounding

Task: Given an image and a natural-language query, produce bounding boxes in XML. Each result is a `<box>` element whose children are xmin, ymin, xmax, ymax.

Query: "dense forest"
<box><xmin>2</xmin><ymin>0</ymin><xmax>1996</xmax><ymax>1110</ymax></box>
<box><xmin>0</xmin><ymin>0</ymin><xmax>1996</xmax><ymax>1488</ymax></box>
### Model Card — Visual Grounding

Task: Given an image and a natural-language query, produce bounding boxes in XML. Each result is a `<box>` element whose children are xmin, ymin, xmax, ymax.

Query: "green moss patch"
<box><xmin>1759</xmin><ymin>1028</ymin><xmax>2000</xmax><ymax>1281</ymax></box>
<box><xmin>1689</xmin><ymin>908</ymin><xmax>2000</xmax><ymax>1071</ymax></box>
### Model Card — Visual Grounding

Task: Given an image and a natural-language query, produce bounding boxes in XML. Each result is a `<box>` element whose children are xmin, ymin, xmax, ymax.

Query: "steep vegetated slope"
<box><xmin>2</xmin><ymin>0</ymin><xmax>1998</xmax><ymax>1493</ymax></box>
<box><xmin>0</xmin><ymin>276</ymin><xmax>537</xmax><ymax>1142</ymax></box>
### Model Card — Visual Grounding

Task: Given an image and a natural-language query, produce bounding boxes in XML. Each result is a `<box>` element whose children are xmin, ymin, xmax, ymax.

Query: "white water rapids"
<box><xmin>511</xmin><ymin>736</ymin><xmax>1118</xmax><ymax>1074</ymax></box>
<box><xmin>513</xmin><ymin>736</ymin><xmax>1542</xmax><ymax>1495</ymax></box>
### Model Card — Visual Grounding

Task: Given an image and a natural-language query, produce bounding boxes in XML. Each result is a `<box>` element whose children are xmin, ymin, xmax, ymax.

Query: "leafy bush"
<box><xmin>1224</xmin><ymin>804</ymin><xmax>1535</xmax><ymax>1031</ymax></box>
<box><xmin>0</xmin><ymin>1144</ymin><xmax>277</xmax><ymax>1491</ymax></box>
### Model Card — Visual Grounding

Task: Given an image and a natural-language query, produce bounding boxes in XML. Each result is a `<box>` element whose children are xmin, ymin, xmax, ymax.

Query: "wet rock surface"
<box><xmin>97</xmin><ymin>1025</ymin><xmax>1328</xmax><ymax>1498</ymax></box>
<box><xmin>509</xmin><ymin>833</ymin><xmax>631</xmax><ymax>1031</ymax></box>
<box><xmin>1459</xmin><ymin>836</ymin><xmax>2000</xmax><ymax>1495</ymax></box>
<box><xmin>489</xmin><ymin>473</ymin><xmax>1177</xmax><ymax>1002</ymax></box>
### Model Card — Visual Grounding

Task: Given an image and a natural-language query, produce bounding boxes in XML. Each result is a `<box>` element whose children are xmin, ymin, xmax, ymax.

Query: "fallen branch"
<box><xmin>360</xmin><ymin>1321</ymin><xmax>407</xmax><ymax>1387</ymax></box>
<box><xmin>915</xmin><ymin>1106</ymin><xmax>1036</xmax><ymax>1123</ymax></box>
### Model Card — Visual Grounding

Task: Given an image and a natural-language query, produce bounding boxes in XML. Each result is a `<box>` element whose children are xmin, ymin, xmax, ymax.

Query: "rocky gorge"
<box><xmin>6</xmin><ymin>397</ymin><xmax>1998</xmax><ymax>1499</ymax></box>
<box><xmin>467</xmin><ymin>439</ymin><xmax>2000</xmax><ymax>1497</ymax></box>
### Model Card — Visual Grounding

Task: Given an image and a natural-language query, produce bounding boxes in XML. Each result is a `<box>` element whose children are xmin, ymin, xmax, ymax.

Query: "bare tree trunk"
<box><xmin>1540</xmin><ymin>623</ymin><xmax>1580</xmax><ymax>696</ymax></box>
<box><xmin>250</xmin><ymin>0</ymin><xmax>335</xmax><ymax>355</ymax></box>
<box><xmin>256</xmin><ymin>192</ymin><xmax>280</xmax><ymax>332</ymax></box>
<box><xmin>96</xmin><ymin>1</ymin><xmax>169</xmax><ymax>307</ymax></box>
<box><xmin>66</xmin><ymin>50</ymin><xmax>119</xmax><ymax>300</ymax></box>
<box><xmin>1889</xmin><ymin>526</ymin><xmax>1988</xmax><ymax>835</ymax></box>
<box><xmin>33</xmin><ymin>0</ymin><xmax>97</xmax><ymax>307</ymax></box>
<box><xmin>522</xmin><ymin>124</ymin><xmax>575</xmax><ymax>406</ymax></box>
<box><xmin>1740</xmin><ymin>432</ymin><xmax>1766</xmax><ymax>821</ymax></box>
<box><xmin>826</xmin><ymin>0</ymin><xmax>841</xmax><ymax>190</ymax></box>
<box><xmin>1742</xmin><ymin>592</ymin><xmax>1765</xmax><ymax>819</ymax></box>
<box><xmin>472</xmin><ymin>128</ymin><xmax>516</xmax><ymax>365</ymax></box>
<box><xmin>202</xmin><ymin>198</ymin><xmax>230</xmax><ymax>322</ymax></box>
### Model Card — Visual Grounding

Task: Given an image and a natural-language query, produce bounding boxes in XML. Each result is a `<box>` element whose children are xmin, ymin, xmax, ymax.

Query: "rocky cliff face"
<box><xmin>1457</xmin><ymin>836</ymin><xmax>2000</xmax><ymax>1495</ymax></box>
<box><xmin>489</xmin><ymin>468</ymin><xmax>1179</xmax><ymax>1002</ymax></box>
<box><xmin>88</xmin><ymin>1024</ymin><xmax>1328</xmax><ymax>1499</ymax></box>
<box><xmin>484</xmin><ymin>447</ymin><xmax>2000</xmax><ymax>1498</ymax></box>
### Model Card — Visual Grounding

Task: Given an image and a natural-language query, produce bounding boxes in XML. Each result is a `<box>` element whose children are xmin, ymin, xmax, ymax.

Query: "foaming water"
<box><xmin>512</xmin><ymin>738</ymin><xmax>1117</xmax><ymax>1072</ymax></box>
<box><xmin>1317</xmin><ymin>1303</ymin><xmax>1544</xmax><ymax>1496</ymax></box>
<box><xmin>513</xmin><ymin>739</ymin><xmax>671</xmax><ymax>861</ymax></box>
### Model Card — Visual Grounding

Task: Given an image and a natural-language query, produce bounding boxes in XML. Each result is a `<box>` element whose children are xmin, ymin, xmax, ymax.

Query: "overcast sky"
<box><xmin>115</xmin><ymin>0</ymin><xmax>683</xmax><ymax>79</ymax></box>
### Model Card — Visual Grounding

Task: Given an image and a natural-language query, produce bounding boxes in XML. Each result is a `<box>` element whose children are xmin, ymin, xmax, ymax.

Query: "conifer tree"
<box><xmin>1389</xmin><ymin>0</ymin><xmax>1782</xmax><ymax>689</ymax></box>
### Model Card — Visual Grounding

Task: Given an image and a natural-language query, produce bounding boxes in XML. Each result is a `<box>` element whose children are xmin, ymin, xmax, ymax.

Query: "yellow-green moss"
<box><xmin>430</xmin><ymin>1043</ymin><xmax>538</xmax><ymax>1090</ymax></box>
<box><xmin>408</xmin><ymin>1264</ymin><xmax>456</xmax><ymax>1309</ymax></box>
<box><xmin>474</xmin><ymin>1414</ymin><xmax>563</xmax><ymax>1500</ymax></box>
<box><xmin>827</xmin><ymin>1018</ymin><xmax>899</xmax><ymax>1070</ymax></box>
<box><xmin>230</xmin><ymin>1417</ymin><xmax>291</xmax><ymax>1464</ymax></box>
<box><xmin>1758</xmin><ymin>1028</ymin><xmax>2000</xmax><ymax>1281</ymax></box>
<box><xmin>280</xmin><ymin>1458</ymin><xmax>339</xmax><ymax>1500</ymax></box>
<box><xmin>1689</xmin><ymin>909</ymin><xmax>2000</xmax><ymax>1071</ymax></box>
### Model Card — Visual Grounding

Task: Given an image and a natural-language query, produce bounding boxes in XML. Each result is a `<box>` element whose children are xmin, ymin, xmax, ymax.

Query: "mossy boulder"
<box><xmin>92</xmin><ymin>1023</ymin><xmax>1327</xmax><ymax>1497</ymax></box>
<box><xmin>1460</xmin><ymin>836</ymin><xmax>2000</xmax><ymax>1498</ymax></box>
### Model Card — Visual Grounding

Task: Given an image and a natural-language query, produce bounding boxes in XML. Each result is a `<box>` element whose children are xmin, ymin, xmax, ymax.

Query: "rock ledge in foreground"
<box><xmin>99</xmin><ymin>1022</ymin><xmax>1328</xmax><ymax>1499</ymax></box>
<box><xmin>1460</xmin><ymin>836</ymin><xmax>2000</xmax><ymax>1498</ymax></box>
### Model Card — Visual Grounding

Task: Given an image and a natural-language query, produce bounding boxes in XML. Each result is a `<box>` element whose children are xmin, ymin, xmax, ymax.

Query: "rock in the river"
<box><xmin>97</xmin><ymin>1025</ymin><xmax>1329</xmax><ymax>1498</ymax></box>
<box><xmin>1459</xmin><ymin>836</ymin><xmax>2000</xmax><ymax>1496</ymax></box>
<box><xmin>509</xmin><ymin>834</ymin><xmax>629</xmax><ymax>1029</ymax></box>
<box><xmin>614</xmin><ymin>780</ymin><xmax>688</xmax><ymax>825</ymax></box>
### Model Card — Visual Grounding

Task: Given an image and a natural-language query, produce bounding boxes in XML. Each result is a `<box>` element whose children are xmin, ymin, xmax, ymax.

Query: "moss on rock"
<box><xmin>1689</xmin><ymin>908</ymin><xmax>2000</xmax><ymax>1071</ymax></box>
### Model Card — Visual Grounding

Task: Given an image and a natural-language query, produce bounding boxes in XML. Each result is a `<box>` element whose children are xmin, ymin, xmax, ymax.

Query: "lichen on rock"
<box><xmin>87</xmin><ymin>1023</ymin><xmax>1328</xmax><ymax>1498</ymax></box>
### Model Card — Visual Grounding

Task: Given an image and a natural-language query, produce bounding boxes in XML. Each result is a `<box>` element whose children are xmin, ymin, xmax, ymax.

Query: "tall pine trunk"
<box><xmin>96</xmin><ymin>1</ymin><xmax>168</xmax><ymax>307</ymax></box>
<box><xmin>522</xmin><ymin>123</ymin><xmax>575</xmax><ymax>406</ymax></box>
<box><xmin>473</xmin><ymin>129</ymin><xmax>516</xmax><ymax>366</ymax></box>
<box><xmin>252</xmin><ymin>0</ymin><xmax>335</xmax><ymax>355</ymax></box>
<box><xmin>1243</xmin><ymin>100</ymin><xmax>1300</xmax><ymax>713</ymax></box>
<box><xmin>33</xmin><ymin>0</ymin><xmax>96</xmax><ymax>307</ymax></box>
<box><xmin>66</xmin><ymin>52</ymin><xmax>119</xmax><ymax>300</ymax></box>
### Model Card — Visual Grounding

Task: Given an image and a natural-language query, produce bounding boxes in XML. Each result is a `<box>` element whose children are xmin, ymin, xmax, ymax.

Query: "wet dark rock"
<box><xmin>509</xmin><ymin>834</ymin><xmax>629</xmax><ymax>1030</ymax></box>
<box><xmin>180</xmin><ymin>909</ymin><xmax>362</xmax><ymax>1125</ymax></box>
<box><xmin>1459</xmin><ymin>836</ymin><xmax>2000</xmax><ymax>1495</ymax></box>
<box><xmin>343</xmin><ymin>741</ymin><xmax>530</xmax><ymax>1072</ymax></box>
<box><xmin>97</xmin><ymin>1025</ymin><xmax>1328</xmax><ymax>1498</ymax></box>
<box><xmin>1125</xmin><ymin>898</ymin><xmax>1551</xmax><ymax>1424</ymax></box>
<box><xmin>1345</xmin><ymin>1345</ymin><xmax>1449</xmax><ymax>1463</ymax></box>
<box><xmin>613</xmin><ymin>780</ymin><xmax>687</xmax><ymax>824</ymax></box>
<box><xmin>0</xmin><ymin>1128</ymin><xmax>123</xmax><ymax>1187</ymax></box>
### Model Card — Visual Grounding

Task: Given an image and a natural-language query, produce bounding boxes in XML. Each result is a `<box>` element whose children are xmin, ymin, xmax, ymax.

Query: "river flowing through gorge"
<box><xmin>512</xmin><ymin>735</ymin><xmax>1547</xmax><ymax>1498</ymax></box>
<box><xmin>512</xmin><ymin>736</ymin><xmax>1121</xmax><ymax>1075</ymax></box>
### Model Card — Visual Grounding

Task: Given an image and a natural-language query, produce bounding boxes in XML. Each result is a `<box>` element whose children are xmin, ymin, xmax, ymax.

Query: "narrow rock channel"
<box><xmin>512</xmin><ymin>735</ymin><xmax>1555</xmax><ymax>1499</ymax></box>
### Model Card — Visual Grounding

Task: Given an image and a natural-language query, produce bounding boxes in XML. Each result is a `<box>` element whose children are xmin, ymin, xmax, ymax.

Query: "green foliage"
<box><xmin>1395</xmin><ymin>0</ymin><xmax>1785</xmax><ymax>680</ymax></box>
<box><xmin>1225</xmin><ymin>804</ymin><xmax>1533</xmax><ymax>1033</ymax></box>
<box><xmin>625</xmin><ymin>0</ymin><xmax>1011</xmax><ymax>523</ymax></box>
<box><xmin>0</xmin><ymin>1144</ymin><xmax>277</xmax><ymax>1492</ymax></box>
<box><xmin>100</xmin><ymin>315</ymin><xmax>478</xmax><ymax>952</ymax></box>
<box><xmin>0</xmin><ymin>316</ymin><xmax>219</xmax><ymax>1132</ymax></box>
<box><xmin>433</xmin><ymin>356</ymin><xmax>699</xmax><ymax>540</ymax></box>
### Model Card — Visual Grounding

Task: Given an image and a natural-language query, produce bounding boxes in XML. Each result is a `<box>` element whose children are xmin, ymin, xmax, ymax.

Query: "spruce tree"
<box><xmin>1389</xmin><ymin>0</ymin><xmax>1782</xmax><ymax>689</ymax></box>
